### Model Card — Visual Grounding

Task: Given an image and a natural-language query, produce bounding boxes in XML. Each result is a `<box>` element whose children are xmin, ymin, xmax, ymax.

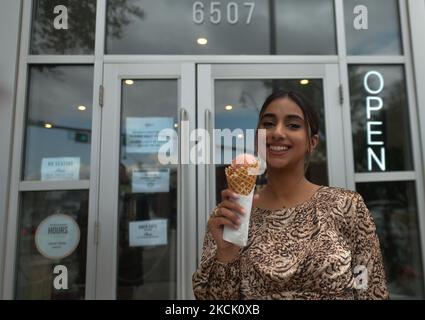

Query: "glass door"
<box><xmin>97</xmin><ymin>63</ymin><xmax>196</xmax><ymax>299</ymax></box>
<box><xmin>196</xmin><ymin>64</ymin><xmax>344</xmax><ymax>260</ymax></box>
<box><xmin>97</xmin><ymin>62</ymin><xmax>343</xmax><ymax>299</ymax></box>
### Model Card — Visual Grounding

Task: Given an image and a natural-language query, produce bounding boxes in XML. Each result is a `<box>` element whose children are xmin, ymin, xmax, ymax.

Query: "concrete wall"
<box><xmin>0</xmin><ymin>0</ymin><xmax>22</xmax><ymax>297</ymax></box>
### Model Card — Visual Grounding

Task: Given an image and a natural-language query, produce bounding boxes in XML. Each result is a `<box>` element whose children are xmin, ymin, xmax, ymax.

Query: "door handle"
<box><xmin>178</xmin><ymin>107</ymin><xmax>188</xmax><ymax>299</ymax></box>
<box><xmin>204</xmin><ymin>109</ymin><xmax>212</xmax><ymax>219</ymax></box>
<box><xmin>178</xmin><ymin>107</ymin><xmax>188</xmax><ymax>217</ymax></box>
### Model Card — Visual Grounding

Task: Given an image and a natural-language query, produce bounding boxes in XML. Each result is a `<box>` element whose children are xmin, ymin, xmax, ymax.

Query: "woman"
<box><xmin>192</xmin><ymin>91</ymin><xmax>389</xmax><ymax>300</ymax></box>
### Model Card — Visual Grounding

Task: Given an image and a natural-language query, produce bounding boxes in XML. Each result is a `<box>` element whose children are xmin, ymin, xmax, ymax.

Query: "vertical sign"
<box><xmin>364</xmin><ymin>71</ymin><xmax>386</xmax><ymax>171</ymax></box>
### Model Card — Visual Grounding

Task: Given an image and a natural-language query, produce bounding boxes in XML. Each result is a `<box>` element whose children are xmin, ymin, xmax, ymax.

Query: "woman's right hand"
<box><xmin>207</xmin><ymin>189</ymin><xmax>247</xmax><ymax>261</ymax></box>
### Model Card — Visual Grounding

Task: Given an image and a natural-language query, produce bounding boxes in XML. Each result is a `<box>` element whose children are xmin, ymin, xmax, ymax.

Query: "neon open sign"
<box><xmin>364</xmin><ymin>70</ymin><xmax>386</xmax><ymax>171</ymax></box>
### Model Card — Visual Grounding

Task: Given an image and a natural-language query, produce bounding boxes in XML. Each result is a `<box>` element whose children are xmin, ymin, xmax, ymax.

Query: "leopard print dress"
<box><xmin>192</xmin><ymin>186</ymin><xmax>389</xmax><ymax>300</ymax></box>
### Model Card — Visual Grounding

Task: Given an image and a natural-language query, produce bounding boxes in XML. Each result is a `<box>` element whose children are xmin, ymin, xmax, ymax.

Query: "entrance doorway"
<box><xmin>97</xmin><ymin>63</ymin><xmax>344</xmax><ymax>299</ymax></box>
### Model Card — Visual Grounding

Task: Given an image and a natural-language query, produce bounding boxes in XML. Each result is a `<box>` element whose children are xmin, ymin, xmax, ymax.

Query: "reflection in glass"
<box><xmin>30</xmin><ymin>0</ymin><xmax>96</xmax><ymax>54</ymax></box>
<box><xmin>344</xmin><ymin>0</ymin><xmax>402</xmax><ymax>55</ymax></box>
<box><xmin>356</xmin><ymin>181</ymin><xmax>424</xmax><ymax>299</ymax></box>
<box><xmin>118</xmin><ymin>80</ymin><xmax>178</xmax><ymax>299</ymax></box>
<box><xmin>214</xmin><ymin>79</ymin><xmax>328</xmax><ymax>204</ymax></box>
<box><xmin>106</xmin><ymin>0</ymin><xmax>269</xmax><ymax>54</ymax></box>
<box><xmin>106</xmin><ymin>0</ymin><xmax>336</xmax><ymax>55</ymax></box>
<box><xmin>15</xmin><ymin>190</ymin><xmax>89</xmax><ymax>299</ymax></box>
<box><xmin>275</xmin><ymin>0</ymin><xmax>337</xmax><ymax>55</ymax></box>
<box><xmin>24</xmin><ymin>65</ymin><xmax>93</xmax><ymax>181</ymax></box>
<box><xmin>348</xmin><ymin>65</ymin><xmax>413</xmax><ymax>172</ymax></box>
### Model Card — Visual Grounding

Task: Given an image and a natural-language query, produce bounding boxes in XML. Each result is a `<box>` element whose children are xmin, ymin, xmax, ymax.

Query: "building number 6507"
<box><xmin>193</xmin><ymin>2</ymin><xmax>256</xmax><ymax>25</ymax></box>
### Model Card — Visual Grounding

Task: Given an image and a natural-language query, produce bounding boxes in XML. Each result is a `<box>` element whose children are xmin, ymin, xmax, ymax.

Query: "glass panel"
<box><xmin>15</xmin><ymin>190</ymin><xmax>89</xmax><ymax>299</ymax></box>
<box><xmin>24</xmin><ymin>65</ymin><xmax>93</xmax><ymax>181</ymax></box>
<box><xmin>30</xmin><ymin>0</ymin><xmax>96</xmax><ymax>55</ymax></box>
<box><xmin>356</xmin><ymin>181</ymin><xmax>424</xmax><ymax>299</ymax></box>
<box><xmin>106</xmin><ymin>0</ymin><xmax>336</xmax><ymax>55</ymax></box>
<box><xmin>106</xmin><ymin>0</ymin><xmax>269</xmax><ymax>54</ymax></box>
<box><xmin>344</xmin><ymin>0</ymin><xmax>403</xmax><ymax>55</ymax></box>
<box><xmin>118</xmin><ymin>79</ymin><xmax>178</xmax><ymax>299</ymax></box>
<box><xmin>348</xmin><ymin>65</ymin><xmax>413</xmax><ymax>172</ymax></box>
<box><xmin>275</xmin><ymin>0</ymin><xmax>337</xmax><ymax>55</ymax></box>
<box><xmin>214</xmin><ymin>79</ymin><xmax>328</xmax><ymax>204</ymax></box>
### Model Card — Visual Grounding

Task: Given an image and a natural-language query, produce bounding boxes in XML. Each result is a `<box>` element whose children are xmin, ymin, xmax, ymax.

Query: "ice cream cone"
<box><xmin>225</xmin><ymin>162</ymin><xmax>259</xmax><ymax>196</ymax></box>
<box><xmin>223</xmin><ymin>153</ymin><xmax>259</xmax><ymax>246</ymax></box>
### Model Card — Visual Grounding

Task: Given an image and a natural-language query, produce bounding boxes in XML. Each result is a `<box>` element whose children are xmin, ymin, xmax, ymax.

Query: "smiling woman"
<box><xmin>256</xmin><ymin>91</ymin><xmax>319</xmax><ymax>175</ymax></box>
<box><xmin>2</xmin><ymin>0</ymin><xmax>424</xmax><ymax>302</ymax></box>
<box><xmin>193</xmin><ymin>91</ymin><xmax>389</xmax><ymax>300</ymax></box>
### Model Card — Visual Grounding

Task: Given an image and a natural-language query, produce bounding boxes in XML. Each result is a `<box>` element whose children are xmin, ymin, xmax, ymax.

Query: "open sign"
<box><xmin>364</xmin><ymin>70</ymin><xmax>386</xmax><ymax>171</ymax></box>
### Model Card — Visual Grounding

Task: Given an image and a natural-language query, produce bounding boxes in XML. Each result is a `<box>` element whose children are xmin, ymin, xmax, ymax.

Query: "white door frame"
<box><xmin>196</xmin><ymin>63</ymin><xmax>344</xmax><ymax>261</ymax></box>
<box><xmin>97</xmin><ymin>63</ymin><xmax>197</xmax><ymax>299</ymax></box>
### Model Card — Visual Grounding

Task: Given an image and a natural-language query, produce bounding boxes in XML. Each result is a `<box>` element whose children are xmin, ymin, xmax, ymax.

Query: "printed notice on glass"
<box><xmin>129</xmin><ymin>219</ymin><xmax>168</xmax><ymax>247</ymax></box>
<box><xmin>35</xmin><ymin>213</ymin><xmax>80</xmax><ymax>260</ymax></box>
<box><xmin>132</xmin><ymin>169</ymin><xmax>170</xmax><ymax>193</ymax></box>
<box><xmin>41</xmin><ymin>157</ymin><xmax>80</xmax><ymax>181</ymax></box>
<box><xmin>126</xmin><ymin>117</ymin><xmax>174</xmax><ymax>154</ymax></box>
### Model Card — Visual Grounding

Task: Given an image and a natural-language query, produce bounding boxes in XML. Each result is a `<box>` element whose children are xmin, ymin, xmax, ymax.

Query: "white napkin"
<box><xmin>222</xmin><ymin>188</ymin><xmax>254</xmax><ymax>247</ymax></box>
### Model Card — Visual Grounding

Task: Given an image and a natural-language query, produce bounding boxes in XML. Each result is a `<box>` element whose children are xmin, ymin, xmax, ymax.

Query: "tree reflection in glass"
<box><xmin>30</xmin><ymin>0</ymin><xmax>144</xmax><ymax>55</ymax></box>
<box><xmin>357</xmin><ymin>181</ymin><xmax>424</xmax><ymax>299</ymax></box>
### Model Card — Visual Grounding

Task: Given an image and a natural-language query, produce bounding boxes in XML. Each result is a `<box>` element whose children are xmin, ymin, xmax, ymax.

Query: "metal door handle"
<box><xmin>204</xmin><ymin>109</ymin><xmax>212</xmax><ymax>218</ymax></box>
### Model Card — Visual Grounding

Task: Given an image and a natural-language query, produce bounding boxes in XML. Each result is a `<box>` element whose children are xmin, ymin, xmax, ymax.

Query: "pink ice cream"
<box><xmin>231</xmin><ymin>153</ymin><xmax>258</xmax><ymax>167</ymax></box>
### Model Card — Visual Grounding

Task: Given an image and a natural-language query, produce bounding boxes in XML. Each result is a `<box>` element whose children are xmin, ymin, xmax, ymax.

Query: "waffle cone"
<box><xmin>225</xmin><ymin>162</ymin><xmax>259</xmax><ymax>196</ymax></box>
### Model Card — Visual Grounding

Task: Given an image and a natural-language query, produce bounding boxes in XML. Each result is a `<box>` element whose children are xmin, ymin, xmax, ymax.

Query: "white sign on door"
<box><xmin>41</xmin><ymin>157</ymin><xmax>80</xmax><ymax>181</ymax></box>
<box><xmin>126</xmin><ymin>117</ymin><xmax>174</xmax><ymax>154</ymax></box>
<box><xmin>129</xmin><ymin>219</ymin><xmax>168</xmax><ymax>247</ymax></box>
<box><xmin>132</xmin><ymin>169</ymin><xmax>170</xmax><ymax>193</ymax></box>
<box><xmin>35</xmin><ymin>213</ymin><xmax>80</xmax><ymax>260</ymax></box>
